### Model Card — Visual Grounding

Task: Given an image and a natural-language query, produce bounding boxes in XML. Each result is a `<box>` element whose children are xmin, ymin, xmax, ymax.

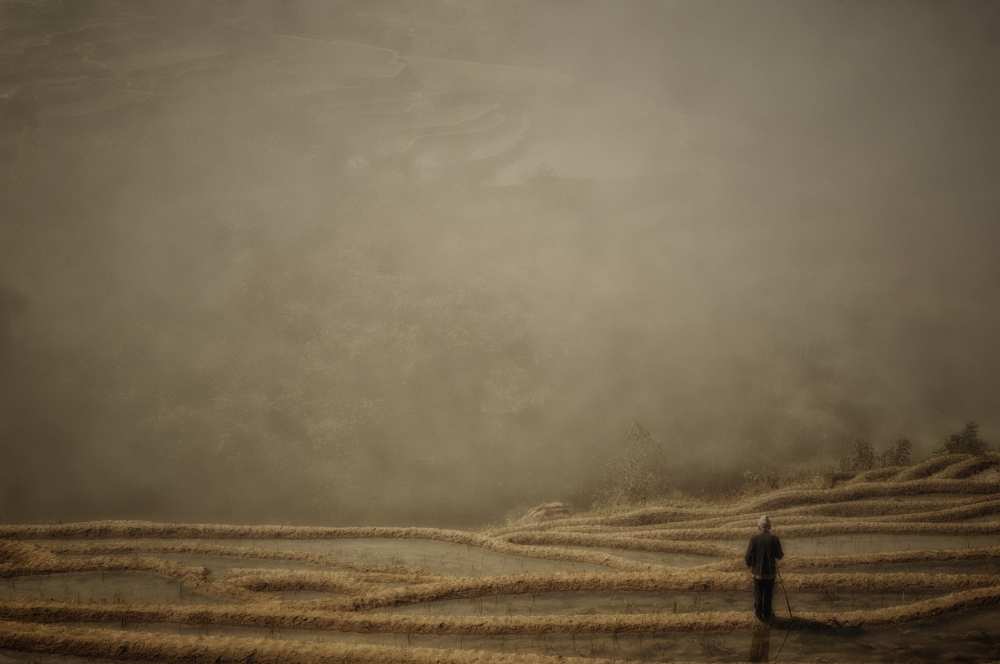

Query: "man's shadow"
<box><xmin>749</xmin><ymin>616</ymin><xmax>862</xmax><ymax>662</ymax></box>
<box><xmin>749</xmin><ymin>623</ymin><xmax>772</xmax><ymax>662</ymax></box>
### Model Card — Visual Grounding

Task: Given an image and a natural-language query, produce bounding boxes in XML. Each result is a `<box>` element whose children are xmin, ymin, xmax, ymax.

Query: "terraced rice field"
<box><xmin>1</xmin><ymin>453</ymin><xmax>998</xmax><ymax>662</ymax></box>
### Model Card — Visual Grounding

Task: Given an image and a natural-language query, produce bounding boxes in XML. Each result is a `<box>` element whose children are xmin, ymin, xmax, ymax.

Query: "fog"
<box><xmin>1</xmin><ymin>0</ymin><xmax>998</xmax><ymax>526</ymax></box>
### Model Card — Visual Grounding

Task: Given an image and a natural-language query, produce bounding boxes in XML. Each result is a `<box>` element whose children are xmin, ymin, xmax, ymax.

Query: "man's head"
<box><xmin>757</xmin><ymin>515</ymin><xmax>771</xmax><ymax>532</ymax></box>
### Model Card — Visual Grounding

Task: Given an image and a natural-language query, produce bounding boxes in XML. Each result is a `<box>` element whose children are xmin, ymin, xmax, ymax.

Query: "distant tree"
<box><xmin>880</xmin><ymin>438</ymin><xmax>912</xmax><ymax>466</ymax></box>
<box><xmin>941</xmin><ymin>422</ymin><xmax>990</xmax><ymax>455</ymax></box>
<box><xmin>839</xmin><ymin>438</ymin><xmax>875</xmax><ymax>472</ymax></box>
<box><xmin>742</xmin><ymin>467</ymin><xmax>781</xmax><ymax>490</ymax></box>
<box><xmin>598</xmin><ymin>421</ymin><xmax>671</xmax><ymax>505</ymax></box>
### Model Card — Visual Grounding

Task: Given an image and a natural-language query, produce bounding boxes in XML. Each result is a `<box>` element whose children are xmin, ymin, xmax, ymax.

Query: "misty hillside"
<box><xmin>2</xmin><ymin>0</ymin><xmax>1000</xmax><ymax>526</ymax></box>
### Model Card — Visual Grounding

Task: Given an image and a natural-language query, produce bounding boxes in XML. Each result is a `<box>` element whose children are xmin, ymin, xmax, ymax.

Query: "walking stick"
<box><xmin>773</xmin><ymin>567</ymin><xmax>793</xmax><ymax>663</ymax></box>
<box><xmin>776</xmin><ymin>567</ymin><xmax>792</xmax><ymax>619</ymax></box>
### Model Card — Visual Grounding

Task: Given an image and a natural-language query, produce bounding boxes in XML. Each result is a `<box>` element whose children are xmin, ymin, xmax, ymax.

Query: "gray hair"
<box><xmin>757</xmin><ymin>515</ymin><xmax>772</xmax><ymax>531</ymax></box>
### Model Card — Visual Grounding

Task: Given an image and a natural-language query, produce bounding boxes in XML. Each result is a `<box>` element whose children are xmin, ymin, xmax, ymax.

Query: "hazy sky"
<box><xmin>1</xmin><ymin>0</ymin><xmax>998</xmax><ymax>525</ymax></box>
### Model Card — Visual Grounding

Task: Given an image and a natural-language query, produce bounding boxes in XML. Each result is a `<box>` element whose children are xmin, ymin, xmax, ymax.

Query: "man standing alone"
<box><xmin>744</xmin><ymin>515</ymin><xmax>783</xmax><ymax>621</ymax></box>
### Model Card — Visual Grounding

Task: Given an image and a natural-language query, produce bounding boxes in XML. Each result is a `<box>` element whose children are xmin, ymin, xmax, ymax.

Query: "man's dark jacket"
<box><xmin>744</xmin><ymin>531</ymin><xmax>783</xmax><ymax>579</ymax></box>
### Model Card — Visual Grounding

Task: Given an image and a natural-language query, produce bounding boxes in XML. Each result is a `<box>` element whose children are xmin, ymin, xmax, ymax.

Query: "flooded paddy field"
<box><xmin>798</xmin><ymin>558</ymin><xmax>1000</xmax><ymax>576</ymax></box>
<box><xmin>176</xmin><ymin>538</ymin><xmax>609</xmax><ymax>576</ymax></box>
<box><xmin>383</xmin><ymin>589</ymin><xmax>935</xmax><ymax>616</ymax></box>
<box><xmin>144</xmin><ymin>553</ymin><xmax>325</xmax><ymax>576</ymax></box>
<box><xmin>17</xmin><ymin>605</ymin><xmax>999</xmax><ymax>664</ymax></box>
<box><xmin>371</xmin><ymin>608</ymin><xmax>1000</xmax><ymax>663</ymax></box>
<box><xmin>52</xmin><ymin>550</ymin><xmax>326</xmax><ymax>576</ymax></box>
<box><xmin>33</xmin><ymin>537</ymin><xmax>608</xmax><ymax>576</ymax></box>
<box><xmin>0</xmin><ymin>572</ymin><xmax>217</xmax><ymax>605</ymax></box>
<box><xmin>705</xmin><ymin>533</ymin><xmax>1000</xmax><ymax>556</ymax></box>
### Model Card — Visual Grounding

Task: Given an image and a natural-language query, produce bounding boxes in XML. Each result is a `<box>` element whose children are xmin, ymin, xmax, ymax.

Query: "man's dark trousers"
<box><xmin>753</xmin><ymin>578</ymin><xmax>775</xmax><ymax>620</ymax></box>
